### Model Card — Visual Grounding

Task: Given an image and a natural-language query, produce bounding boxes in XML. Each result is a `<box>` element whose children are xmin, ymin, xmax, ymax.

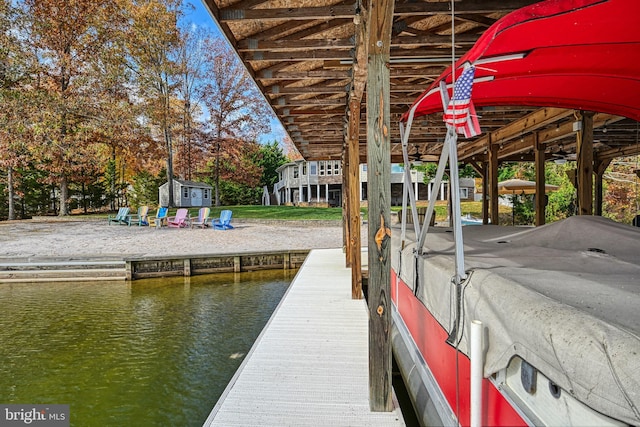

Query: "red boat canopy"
<box><xmin>401</xmin><ymin>0</ymin><xmax>640</xmax><ymax>123</ymax></box>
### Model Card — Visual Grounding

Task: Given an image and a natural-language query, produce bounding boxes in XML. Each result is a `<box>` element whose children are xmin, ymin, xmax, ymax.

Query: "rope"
<box><xmin>450</xmin><ymin>0</ymin><xmax>456</xmax><ymax>86</ymax></box>
<box><xmin>449</xmin><ymin>0</ymin><xmax>460</xmax><ymax>421</ymax></box>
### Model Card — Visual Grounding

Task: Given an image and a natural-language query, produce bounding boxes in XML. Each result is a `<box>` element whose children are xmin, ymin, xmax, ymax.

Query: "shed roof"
<box><xmin>162</xmin><ymin>179</ymin><xmax>212</xmax><ymax>189</ymax></box>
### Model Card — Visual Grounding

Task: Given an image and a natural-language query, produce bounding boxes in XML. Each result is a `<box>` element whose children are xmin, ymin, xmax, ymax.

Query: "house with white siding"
<box><xmin>271</xmin><ymin>161</ymin><xmax>475</xmax><ymax>206</ymax></box>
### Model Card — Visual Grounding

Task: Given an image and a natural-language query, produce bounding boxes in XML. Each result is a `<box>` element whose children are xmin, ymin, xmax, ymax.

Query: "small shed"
<box><xmin>159</xmin><ymin>179</ymin><xmax>212</xmax><ymax>208</ymax></box>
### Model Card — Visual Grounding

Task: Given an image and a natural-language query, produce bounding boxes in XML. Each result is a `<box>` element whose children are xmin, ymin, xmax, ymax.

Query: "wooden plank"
<box><xmin>268</xmin><ymin>84</ymin><xmax>347</xmax><ymax>95</ymax></box>
<box><xmin>393</xmin><ymin>0</ymin><xmax>534</xmax><ymax>16</ymax></box>
<box><xmin>238</xmin><ymin>37</ymin><xmax>354</xmax><ymax>52</ymax></box>
<box><xmin>221</xmin><ymin>0</ymin><xmax>530</xmax><ymax>22</ymax></box>
<box><xmin>343</xmin><ymin>134</ymin><xmax>351</xmax><ymax>268</ymax></box>
<box><xmin>274</xmin><ymin>97</ymin><xmax>346</xmax><ymax>107</ymax></box>
<box><xmin>220</xmin><ymin>5</ymin><xmax>355</xmax><ymax>21</ymax></box>
<box><xmin>202</xmin><ymin>249</ymin><xmax>404</xmax><ymax>426</ymax></box>
<box><xmin>391</xmin><ymin>34</ymin><xmax>477</xmax><ymax>47</ymax></box>
<box><xmin>245</xmin><ymin>49</ymin><xmax>352</xmax><ymax>62</ymax></box>
<box><xmin>491</xmin><ymin>107</ymin><xmax>574</xmax><ymax>144</ymax></box>
<box><xmin>594</xmin><ymin>158</ymin><xmax>612</xmax><ymax>216</ymax></box>
<box><xmin>257</xmin><ymin>69</ymin><xmax>350</xmax><ymax>79</ymax></box>
<box><xmin>534</xmin><ymin>134</ymin><xmax>546</xmax><ymax>226</ymax></box>
<box><xmin>489</xmin><ymin>141</ymin><xmax>500</xmax><ymax>225</ymax></box>
<box><xmin>366</xmin><ymin>0</ymin><xmax>394</xmax><ymax>412</ymax></box>
<box><xmin>577</xmin><ymin>111</ymin><xmax>594</xmax><ymax>215</ymax></box>
<box><xmin>348</xmin><ymin>100</ymin><xmax>363</xmax><ymax>299</ymax></box>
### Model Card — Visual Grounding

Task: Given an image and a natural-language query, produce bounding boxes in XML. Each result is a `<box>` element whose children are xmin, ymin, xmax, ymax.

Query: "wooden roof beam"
<box><xmin>256</xmin><ymin>69</ymin><xmax>351</xmax><ymax>80</ymax></box>
<box><xmin>268</xmin><ymin>84</ymin><xmax>348</xmax><ymax>95</ymax></box>
<box><xmin>242</xmin><ymin>20</ymin><xmax>319</xmax><ymax>42</ymax></box>
<box><xmin>393</xmin><ymin>0</ymin><xmax>537</xmax><ymax>16</ymax></box>
<box><xmin>274</xmin><ymin>96</ymin><xmax>346</xmax><ymax>107</ymax></box>
<box><xmin>245</xmin><ymin>49</ymin><xmax>352</xmax><ymax>62</ymax></box>
<box><xmin>392</xmin><ymin>34</ymin><xmax>477</xmax><ymax>47</ymax></box>
<box><xmin>220</xmin><ymin>0</ymin><xmax>271</xmax><ymax>12</ymax></box>
<box><xmin>280</xmin><ymin>108</ymin><xmax>343</xmax><ymax>115</ymax></box>
<box><xmin>238</xmin><ymin>38</ymin><xmax>353</xmax><ymax>52</ymax></box>
<box><xmin>220</xmin><ymin>5</ymin><xmax>355</xmax><ymax>21</ymax></box>
<box><xmin>456</xmin><ymin>14</ymin><xmax>499</xmax><ymax>28</ymax></box>
<box><xmin>278</xmin><ymin>18</ymin><xmax>353</xmax><ymax>41</ymax></box>
<box><xmin>490</xmin><ymin>107</ymin><xmax>575</xmax><ymax>145</ymax></box>
<box><xmin>221</xmin><ymin>0</ymin><xmax>531</xmax><ymax>23</ymax></box>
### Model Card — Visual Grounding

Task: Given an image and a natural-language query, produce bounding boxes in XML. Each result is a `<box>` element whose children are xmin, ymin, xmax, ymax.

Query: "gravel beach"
<box><xmin>0</xmin><ymin>217</ymin><xmax>368</xmax><ymax>261</ymax></box>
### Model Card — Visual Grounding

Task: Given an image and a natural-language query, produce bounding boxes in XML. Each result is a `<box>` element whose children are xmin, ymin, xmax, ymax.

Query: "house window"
<box><xmin>293</xmin><ymin>166</ymin><xmax>299</xmax><ymax>178</ymax></box>
<box><xmin>334</xmin><ymin>161</ymin><xmax>341</xmax><ymax>175</ymax></box>
<box><xmin>203</xmin><ymin>189</ymin><xmax>209</xmax><ymax>199</ymax></box>
<box><xmin>319</xmin><ymin>162</ymin><xmax>325</xmax><ymax>176</ymax></box>
<box><xmin>302</xmin><ymin>163</ymin><xmax>307</xmax><ymax>176</ymax></box>
<box><xmin>326</xmin><ymin>162</ymin><xmax>332</xmax><ymax>175</ymax></box>
<box><xmin>310</xmin><ymin>162</ymin><xmax>317</xmax><ymax>175</ymax></box>
<box><xmin>460</xmin><ymin>188</ymin><xmax>469</xmax><ymax>199</ymax></box>
<box><xmin>183</xmin><ymin>187</ymin><xmax>189</xmax><ymax>198</ymax></box>
<box><xmin>391</xmin><ymin>164</ymin><xmax>404</xmax><ymax>174</ymax></box>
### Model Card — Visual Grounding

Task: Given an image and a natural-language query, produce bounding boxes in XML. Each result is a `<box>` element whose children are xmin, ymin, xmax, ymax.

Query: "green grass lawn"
<box><xmin>90</xmin><ymin>202</ymin><xmax>510</xmax><ymax>222</ymax></box>
<box><xmin>208</xmin><ymin>205</ymin><xmax>344</xmax><ymax>220</ymax></box>
<box><xmin>211</xmin><ymin>202</ymin><xmax>506</xmax><ymax>222</ymax></box>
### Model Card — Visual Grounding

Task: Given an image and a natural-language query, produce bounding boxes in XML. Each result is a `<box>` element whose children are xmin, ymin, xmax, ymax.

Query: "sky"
<box><xmin>185</xmin><ymin>1</ymin><xmax>290</xmax><ymax>147</ymax></box>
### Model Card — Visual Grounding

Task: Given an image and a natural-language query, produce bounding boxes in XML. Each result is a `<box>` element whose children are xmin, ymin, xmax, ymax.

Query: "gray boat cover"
<box><xmin>391</xmin><ymin>216</ymin><xmax>640</xmax><ymax>425</ymax></box>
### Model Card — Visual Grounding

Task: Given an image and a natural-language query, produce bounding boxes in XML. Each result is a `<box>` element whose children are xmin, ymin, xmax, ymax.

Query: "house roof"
<box><xmin>162</xmin><ymin>180</ymin><xmax>213</xmax><ymax>189</ymax></box>
<box><xmin>203</xmin><ymin>0</ymin><xmax>640</xmax><ymax>164</ymax></box>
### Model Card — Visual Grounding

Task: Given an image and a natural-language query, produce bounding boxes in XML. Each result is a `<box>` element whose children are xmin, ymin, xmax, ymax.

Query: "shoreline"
<box><xmin>0</xmin><ymin>218</ymin><xmax>367</xmax><ymax>263</ymax></box>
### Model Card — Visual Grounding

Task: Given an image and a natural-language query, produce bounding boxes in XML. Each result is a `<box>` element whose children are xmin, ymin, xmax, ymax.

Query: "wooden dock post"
<box><xmin>366</xmin><ymin>0</ymin><xmax>394</xmax><ymax>412</ymax></box>
<box><xmin>347</xmin><ymin>99</ymin><xmax>363</xmax><ymax>299</ymax></box>
<box><xmin>489</xmin><ymin>140</ymin><xmax>500</xmax><ymax>225</ymax></box>
<box><xmin>535</xmin><ymin>134</ymin><xmax>546</xmax><ymax>226</ymax></box>
<box><xmin>346</xmin><ymin>6</ymin><xmax>367</xmax><ymax>300</ymax></box>
<box><xmin>183</xmin><ymin>258</ymin><xmax>191</xmax><ymax>276</ymax></box>
<box><xmin>577</xmin><ymin>111</ymin><xmax>594</xmax><ymax>215</ymax></box>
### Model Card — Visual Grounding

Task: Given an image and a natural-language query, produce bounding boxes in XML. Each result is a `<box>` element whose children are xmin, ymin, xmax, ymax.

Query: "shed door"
<box><xmin>191</xmin><ymin>188</ymin><xmax>203</xmax><ymax>206</ymax></box>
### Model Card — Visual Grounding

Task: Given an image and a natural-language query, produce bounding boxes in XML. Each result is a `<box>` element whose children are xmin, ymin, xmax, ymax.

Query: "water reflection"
<box><xmin>0</xmin><ymin>270</ymin><xmax>295</xmax><ymax>426</ymax></box>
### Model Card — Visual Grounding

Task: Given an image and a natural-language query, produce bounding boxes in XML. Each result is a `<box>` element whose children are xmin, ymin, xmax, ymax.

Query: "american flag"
<box><xmin>443</xmin><ymin>66</ymin><xmax>481</xmax><ymax>138</ymax></box>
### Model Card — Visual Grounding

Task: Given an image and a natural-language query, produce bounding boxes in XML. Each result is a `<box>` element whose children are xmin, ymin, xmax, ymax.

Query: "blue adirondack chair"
<box><xmin>107</xmin><ymin>207</ymin><xmax>130</xmax><ymax>225</ymax></box>
<box><xmin>150</xmin><ymin>207</ymin><xmax>168</xmax><ymax>228</ymax></box>
<box><xmin>212</xmin><ymin>210</ymin><xmax>234</xmax><ymax>230</ymax></box>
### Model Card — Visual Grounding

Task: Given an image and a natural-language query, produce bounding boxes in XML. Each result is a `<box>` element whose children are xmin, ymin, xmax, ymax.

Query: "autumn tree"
<box><xmin>84</xmin><ymin>3</ymin><xmax>160</xmax><ymax>211</ymax></box>
<box><xmin>173</xmin><ymin>24</ymin><xmax>209</xmax><ymax>181</ymax></box>
<box><xmin>604</xmin><ymin>157</ymin><xmax>640</xmax><ymax>223</ymax></box>
<box><xmin>0</xmin><ymin>0</ymin><xmax>34</xmax><ymax>219</ymax></box>
<box><xmin>24</xmin><ymin>0</ymin><xmax>124</xmax><ymax>215</ymax></box>
<box><xmin>125</xmin><ymin>0</ymin><xmax>182</xmax><ymax>207</ymax></box>
<box><xmin>203</xmin><ymin>137</ymin><xmax>263</xmax><ymax>205</ymax></box>
<box><xmin>201</xmin><ymin>37</ymin><xmax>270</xmax><ymax>206</ymax></box>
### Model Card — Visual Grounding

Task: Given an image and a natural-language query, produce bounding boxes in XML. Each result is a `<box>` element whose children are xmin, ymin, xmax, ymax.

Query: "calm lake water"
<box><xmin>0</xmin><ymin>270</ymin><xmax>295</xmax><ymax>426</ymax></box>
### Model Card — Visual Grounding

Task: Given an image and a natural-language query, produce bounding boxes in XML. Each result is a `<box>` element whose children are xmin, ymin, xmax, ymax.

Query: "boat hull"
<box><xmin>391</xmin><ymin>270</ymin><xmax>527</xmax><ymax>427</ymax></box>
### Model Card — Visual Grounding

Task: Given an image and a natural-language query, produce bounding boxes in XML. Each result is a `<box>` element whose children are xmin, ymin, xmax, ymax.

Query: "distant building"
<box><xmin>271</xmin><ymin>161</ymin><xmax>475</xmax><ymax>207</ymax></box>
<box><xmin>159</xmin><ymin>179</ymin><xmax>212</xmax><ymax>208</ymax></box>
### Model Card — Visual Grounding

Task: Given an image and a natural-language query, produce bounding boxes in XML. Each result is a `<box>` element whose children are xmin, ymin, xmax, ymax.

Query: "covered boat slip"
<box><xmin>203</xmin><ymin>248</ymin><xmax>405</xmax><ymax>426</ymax></box>
<box><xmin>391</xmin><ymin>217</ymin><xmax>640</xmax><ymax>425</ymax></box>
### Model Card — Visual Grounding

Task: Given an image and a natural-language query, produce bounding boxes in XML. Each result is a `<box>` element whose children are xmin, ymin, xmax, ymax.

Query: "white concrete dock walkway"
<box><xmin>203</xmin><ymin>248</ymin><xmax>405</xmax><ymax>426</ymax></box>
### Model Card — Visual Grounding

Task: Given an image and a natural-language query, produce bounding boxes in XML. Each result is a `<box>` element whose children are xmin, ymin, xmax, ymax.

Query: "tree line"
<box><xmin>0</xmin><ymin>0</ymin><xmax>287</xmax><ymax>220</ymax></box>
<box><xmin>414</xmin><ymin>159</ymin><xmax>640</xmax><ymax>225</ymax></box>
